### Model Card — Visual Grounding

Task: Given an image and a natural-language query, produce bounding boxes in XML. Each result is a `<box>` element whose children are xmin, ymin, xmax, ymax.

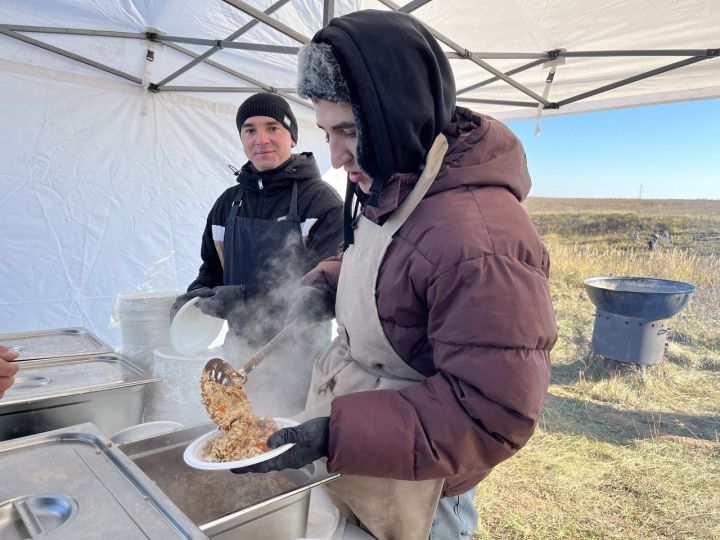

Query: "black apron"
<box><xmin>222</xmin><ymin>180</ymin><xmax>304</xmax><ymax>344</ymax></box>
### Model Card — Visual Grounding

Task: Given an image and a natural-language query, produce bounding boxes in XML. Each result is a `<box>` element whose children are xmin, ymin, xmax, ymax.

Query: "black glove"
<box><xmin>284</xmin><ymin>287</ymin><xmax>335</xmax><ymax>327</ymax></box>
<box><xmin>195</xmin><ymin>285</ymin><xmax>247</xmax><ymax>319</ymax></box>
<box><xmin>232</xmin><ymin>416</ymin><xmax>330</xmax><ymax>474</ymax></box>
<box><xmin>170</xmin><ymin>287</ymin><xmax>214</xmax><ymax>319</ymax></box>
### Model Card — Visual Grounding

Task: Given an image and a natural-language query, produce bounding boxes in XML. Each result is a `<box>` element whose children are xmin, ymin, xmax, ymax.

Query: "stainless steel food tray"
<box><xmin>0</xmin><ymin>353</ymin><xmax>159</xmax><ymax>440</ymax></box>
<box><xmin>0</xmin><ymin>423</ymin><xmax>207</xmax><ymax>539</ymax></box>
<box><xmin>0</xmin><ymin>327</ymin><xmax>113</xmax><ymax>361</ymax></box>
<box><xmin>120</xmin><ymin>423</ymin><xmax>340</xmax><ymax>539</ymax></box>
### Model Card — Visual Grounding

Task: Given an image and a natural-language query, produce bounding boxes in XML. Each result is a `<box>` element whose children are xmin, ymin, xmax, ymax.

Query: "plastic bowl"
<box><xmin>170</xmin><ymin>297</ymin><xmax>226</xmax><ymax>355</ymax></box>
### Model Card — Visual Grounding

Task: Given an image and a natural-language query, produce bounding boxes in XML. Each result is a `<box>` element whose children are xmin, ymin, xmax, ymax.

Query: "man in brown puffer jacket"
<box><xmin>235</xmin><ymin>9</ymin><xmax>557</xmax><ymax>539</ymax></box>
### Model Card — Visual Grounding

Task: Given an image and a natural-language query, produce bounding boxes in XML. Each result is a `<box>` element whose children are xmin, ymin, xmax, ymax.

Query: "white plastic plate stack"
<box><xmin>142</xmin><ymin>345</ymin><xmax>217</xmax><ymax>426</ymax></box>
<box><xmin>114</xmin><ymin>291</ymin><xmax>179</xmax><ymax>372</ymax></box>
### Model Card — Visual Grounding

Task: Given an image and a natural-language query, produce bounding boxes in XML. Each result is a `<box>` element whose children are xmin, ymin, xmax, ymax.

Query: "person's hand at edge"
<box><xmin>0</xmin><ymin>346</ymin><xmax>20</xmax><ymax>398</ymax></box>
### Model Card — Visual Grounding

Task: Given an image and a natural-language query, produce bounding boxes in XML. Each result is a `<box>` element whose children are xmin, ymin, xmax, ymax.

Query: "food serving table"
<box><xmin>118</xmin><ymin>423</ymin><xmax>340</xmax><ymax>539</ymax></box>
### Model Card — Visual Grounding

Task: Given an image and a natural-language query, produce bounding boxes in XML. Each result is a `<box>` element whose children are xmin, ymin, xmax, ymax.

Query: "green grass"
<box><xmin>472</xmin><ymin>198</ymin><xmax>720</xmax><ymax>539</ymax></box>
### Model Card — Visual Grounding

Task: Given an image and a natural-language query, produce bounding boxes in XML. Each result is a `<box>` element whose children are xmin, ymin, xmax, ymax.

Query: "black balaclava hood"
<box><xmin>300</xmin><ymin>10</ymin><xmax>456</xmax><ymax>245</ymax></box>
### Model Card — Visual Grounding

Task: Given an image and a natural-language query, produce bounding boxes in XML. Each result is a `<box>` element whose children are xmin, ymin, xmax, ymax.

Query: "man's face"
<box><xmin>239</xmin><ymin>116</ymin><xmax>293</xmax><ymax>171</ymax></box>
<box><xmin>314</xmin><ymin>99</ymin><xmax>373</xmax><ymax>194</ymax></box>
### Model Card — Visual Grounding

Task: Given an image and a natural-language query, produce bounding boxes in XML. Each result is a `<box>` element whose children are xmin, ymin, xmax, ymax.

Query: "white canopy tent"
<box><xmin>1</xmin><ymin>0</ymin><xmax>718</xmax><ymax>346</ymax></box>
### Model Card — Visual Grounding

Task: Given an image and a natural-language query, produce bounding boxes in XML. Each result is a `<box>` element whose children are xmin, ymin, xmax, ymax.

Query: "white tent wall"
<box><xmin>0</xmin><ymin>0</ymin><xmax>351</xmax><ymax>346</ymax></box>
<box><xmin>0</xmin><ymin>59</ymin><xmax>328</xmax><ymax>347</ymax></box>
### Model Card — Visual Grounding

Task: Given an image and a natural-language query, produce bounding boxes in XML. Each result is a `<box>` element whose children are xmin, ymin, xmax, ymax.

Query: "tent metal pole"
<box><xmin>323</xmin><ymin>0</ymin><xmax>334</xmax><ymax>26</ymax></box>
<box><xmin>457</xmin><ymin>59</ymin><xmax>548</xmax><ymax>95</ymax></box>
<box><xmin>158</xmin><ymin>41</ymin><xmax>311</xmax><ymax>109</ymax></box>
<box><xmin>150</xmin><ymin>35</ymin><xmax>299</xmax><ymax>54</ymax></box>
<box><xmin>153</xmin><ymin>0</ymin><xmax>291</xmax><ymax>89</ymax></box>
<box><xmin>159</xmin><ymin>86</ymin><xmax>297</xmax><ymax>93</ymax></box>
<box><xmin>556</xmin><ymin>55</ymin><xmax>713</xmax><ymax>107</ymax></box>
<box><xmin>376</xmin><ymin>0</ymin><xmax>550</xmax><ymax>106</ymax></box>
<box><xmin>448</xmin><ymin>49</ymin><xmax>717</xmax><ymax>59</ymax></box>
<box><xmin>0</xmin><ymin>25</ymin><xmax>143</xmax><ymax>39</ymax></box>
<box><xmin>456</xmin><ymin>98</ymin><xmax>540</xmax><ymax>108</ymax></box>
<box><xmin>221</xmin><ymin>0</ymin><xmax>310</xmax><ymax>44</ymax></box>
<box><xmin>398</xmin><ymin>0</ymin><xmax>434</xmax><ymax>13</ymax></box>
<box><xmin>446</xmin><ymin>51</ymin><xmax>548</xmax><ymax>59</ymax></box>
<box><xmin>0</xmin><ymin>28</ymin><xmax>142</xmax><ymax>85</ymax></box>
<box><xmin>560</xmin><ymin>49</ymin><xmax>718</xmax><ymax>58</ymax></box>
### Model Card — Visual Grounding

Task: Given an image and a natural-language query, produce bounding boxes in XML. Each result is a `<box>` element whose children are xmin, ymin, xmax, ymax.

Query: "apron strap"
<box><xmin>229</xmin><ymin>184</ymin><xmax>246</xmax><ymax>221</ymax></box>
<box><xmin>287</xmin><ymin>181</ymin><xmax>299</xmax><ymax>221</ymax></box>
<box><xmin>383</xmin><ymin>133</ymin><xmax>448</xmax><ymax>237</ymax></box>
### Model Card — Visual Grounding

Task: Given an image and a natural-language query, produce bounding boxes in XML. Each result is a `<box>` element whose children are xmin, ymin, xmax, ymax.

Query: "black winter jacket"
<box><xmin>188</xmin><ymin>152</ymin><xmax>343</xmax><ymax>292</ymax></box>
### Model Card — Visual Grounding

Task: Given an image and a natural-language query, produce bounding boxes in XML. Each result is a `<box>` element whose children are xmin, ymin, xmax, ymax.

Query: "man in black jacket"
<box><xmin>173</xmin><ymin>93</ymin><xmax>343</xmax><ymax>347</ymax></box>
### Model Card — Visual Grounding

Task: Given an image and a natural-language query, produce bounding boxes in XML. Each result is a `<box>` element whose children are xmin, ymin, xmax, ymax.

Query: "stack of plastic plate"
<box><xmin>113</xmin><ymin>291</ymin><xmax>179</xmax><ymax>373</ymax></box>
<box><xmin>142</xmin><ymin>345</ymin><xmax>218</xmax><ymax>426</ymax></box>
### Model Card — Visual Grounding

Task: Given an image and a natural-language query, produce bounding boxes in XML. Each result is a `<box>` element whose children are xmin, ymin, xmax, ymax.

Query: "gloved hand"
<box><xmin>232</xmin><ymin>416</ymin><xmax>330</xmax><ymax>474</ymax></box>
<box><xmin>195</xmin><ymin>285</ymin><xmax>247</xmax><ymax>319</ymax></box>
<box><xmin>284</xmin><ymin>286</ymin><xmax>335</xmax><ymax>327</ymax></box>
<box><xmin>170</xmin><ymin>287</ymin><xmax>214</xmax><ymax>319</ymax></box>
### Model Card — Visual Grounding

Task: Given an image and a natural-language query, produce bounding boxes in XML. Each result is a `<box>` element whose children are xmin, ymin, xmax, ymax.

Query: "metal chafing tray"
<box><xmin>0</xmin><ymin>423</ymin><xmax>207</xmax><ymax>539</ymax></box>
<box><xmin>0</xmin><ymin>353</ymin><xmax>159</xmax><ymax>440</ymax></box>
<box><xmin>0</xmin><ymin>327</ymin><xmax>113</xmax><ymax>361</ymax></box>
<box><xmin>119</xmin><ymin>423</ymin><xmax>340</xmax><ymax>539</ymax></box>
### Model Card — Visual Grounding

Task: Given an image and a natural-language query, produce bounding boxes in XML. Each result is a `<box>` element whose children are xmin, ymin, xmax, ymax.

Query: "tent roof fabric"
<box><xmin>1</xmin><ymin>0</ymin><xmax>718</xmax><ymax>121</ymax></box>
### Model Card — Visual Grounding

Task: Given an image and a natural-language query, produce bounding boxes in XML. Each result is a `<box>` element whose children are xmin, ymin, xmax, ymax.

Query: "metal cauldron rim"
<box><xmin>583</xmin><ymin>276</ymin><xmax>696</xmax><ymax>296</ymax></box>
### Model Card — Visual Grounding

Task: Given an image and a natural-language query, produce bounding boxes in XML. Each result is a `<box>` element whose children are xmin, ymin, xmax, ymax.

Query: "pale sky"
<box><xmin>506</xmin><ymin>98</ymin><xmax>720</xmax><ymax>199</ymax></box>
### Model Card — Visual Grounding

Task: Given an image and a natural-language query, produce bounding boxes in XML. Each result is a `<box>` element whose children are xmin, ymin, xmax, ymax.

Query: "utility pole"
<box><xmin>639</xmin><ymin>184</ymin><xmax>643</xmax><ymax>199</ymax></box>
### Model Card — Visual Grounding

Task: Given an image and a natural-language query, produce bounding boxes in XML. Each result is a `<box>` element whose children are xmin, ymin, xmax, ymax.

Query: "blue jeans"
<box><xmin>429</xmin><ymin>485</ymin><xmax>479</xmax><ymax>539</ymax></box>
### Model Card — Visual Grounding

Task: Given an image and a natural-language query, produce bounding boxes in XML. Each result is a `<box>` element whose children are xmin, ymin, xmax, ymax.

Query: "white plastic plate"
<box><xmin>170</xmin><ymin>297</ymin><xmax>226</xmax><ymax>356</ymax></box>
<box><xmin>183</xmin><ymin>417</ymin><xmax>298</xmax><ymax>471</ymax></box>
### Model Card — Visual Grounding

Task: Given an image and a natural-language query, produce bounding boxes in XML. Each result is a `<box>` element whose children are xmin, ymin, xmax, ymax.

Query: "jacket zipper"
<box><xmin>256</xmin><ymin>176</ymin><xmax>264</xmax><ymax>215</ymax></box>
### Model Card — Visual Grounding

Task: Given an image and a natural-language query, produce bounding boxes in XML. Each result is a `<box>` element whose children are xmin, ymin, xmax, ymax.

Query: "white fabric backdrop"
<box><xmin>0</xmin><ymin>57</ymin><xmax>330</xmax><ymax>346</ymax></box>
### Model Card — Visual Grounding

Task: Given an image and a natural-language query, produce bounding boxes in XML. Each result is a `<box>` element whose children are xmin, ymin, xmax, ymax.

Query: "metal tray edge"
<box><xmin>197</xmin><ymin>473</ymin><xmax>341</xmax><ymax>532</ymax></box>
<box><xmin>0</xmin><ymin>378</ymin><xmax>160</xmax><ymax>408</ymax></box>
<box><xmin>1</xmin><ymin>327</ymin><xmax>114</xmax><ymax>361</ymax></box>
<box><xmin>0</xmin><ymin>423</ymin><xmax>206</xmax><ymax>539</ymax></box>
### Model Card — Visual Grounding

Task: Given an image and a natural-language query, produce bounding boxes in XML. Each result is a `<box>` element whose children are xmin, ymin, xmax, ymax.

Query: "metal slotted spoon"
<box><xmin>200</xmin><ymin>358</ymin><xmax>247</xmax><ymax>429</ymax></box>
<box><xmin>203</xmin><ymin>358</ymin><xmax>244</xmax><ymax>388</ymax></box>
<box><xmin>200</xmin><ymin>321</ymin><xmax>302</xmax><ymax>424</ymax></box>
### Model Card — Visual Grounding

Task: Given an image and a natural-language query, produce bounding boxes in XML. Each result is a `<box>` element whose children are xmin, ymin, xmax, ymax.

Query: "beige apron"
<box><xmin>302</xmin><ymin>135</ymin><xmax>449</xmax><ymax>540</ymax></box>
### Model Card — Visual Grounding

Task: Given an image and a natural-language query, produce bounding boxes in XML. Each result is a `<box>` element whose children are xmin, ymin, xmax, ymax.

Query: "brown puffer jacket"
<box><xmin>303</xmin><ymin>107</ymin><xmax>557</xmax><ymax>496</ymax></box>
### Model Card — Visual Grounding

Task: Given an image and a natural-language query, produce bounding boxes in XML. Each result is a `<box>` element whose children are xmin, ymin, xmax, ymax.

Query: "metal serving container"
<box><xmin>0</xmin><ymin>423</ymin><xmax>207</xmax><ymax>539</ymax></box>
<box><xmin>119</xmin><ymin>423</ymin><xmax>340</xmax><ymax>539</ymax></box>
<box><xmin>0</xmin><ymin>353</ymin><xmax>159</xmax><ymax>440</ymax></box>
<box><xmin>0</xmin><ymin>327</ymin><xmax>113</xmax><ymax>361</ymax></box>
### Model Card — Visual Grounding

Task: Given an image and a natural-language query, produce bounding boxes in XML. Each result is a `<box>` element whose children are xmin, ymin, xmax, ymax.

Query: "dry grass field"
<box><xmin>472</xmin><ymin>198</ymin><xmax>720</xmax><ymax>540</ymax></box>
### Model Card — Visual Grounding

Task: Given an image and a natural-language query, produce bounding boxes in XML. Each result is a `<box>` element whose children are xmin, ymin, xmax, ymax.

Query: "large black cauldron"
<box><xmin>584</xmin><ymin>276</ymin><xmax>695</xmax><ymax>365</ymax></box>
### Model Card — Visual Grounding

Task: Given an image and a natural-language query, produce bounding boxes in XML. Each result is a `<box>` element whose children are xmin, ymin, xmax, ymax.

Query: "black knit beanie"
<box><xmin>235</xmin><ymin>92</ymin><xmax>298</xmax><ymax>142</ymax></box>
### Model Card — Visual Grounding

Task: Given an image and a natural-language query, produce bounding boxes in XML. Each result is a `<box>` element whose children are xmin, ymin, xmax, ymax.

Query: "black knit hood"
<box><xmin>309</xmin><ymin>10</ymin><xmax>456</xmax><ymax>193</ymax></box>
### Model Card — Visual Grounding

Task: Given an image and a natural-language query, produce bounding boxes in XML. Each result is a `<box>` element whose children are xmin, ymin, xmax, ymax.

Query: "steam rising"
<box><xmin>220</xmin><ymin>227</ymin><xmax>332</xmax><ymax>418</ymax></box>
